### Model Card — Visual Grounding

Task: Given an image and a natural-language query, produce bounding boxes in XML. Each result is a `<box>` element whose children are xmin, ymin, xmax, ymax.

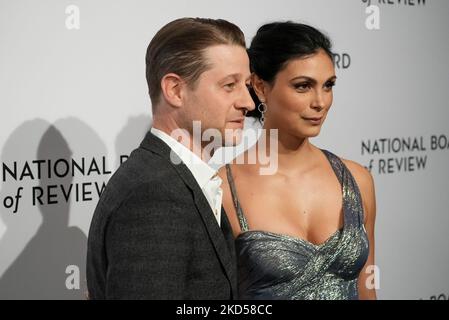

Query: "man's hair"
<box><xmin>145</xmin><ymin>18</ymin><xmax>246</xmax><ymax>108</ymax></box>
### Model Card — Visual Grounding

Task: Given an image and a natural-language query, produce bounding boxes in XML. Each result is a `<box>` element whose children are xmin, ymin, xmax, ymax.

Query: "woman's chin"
<box><xmin>296</xmin><ymin>127</ymin><xmax>322</xmax><ymax>139</ymax></box>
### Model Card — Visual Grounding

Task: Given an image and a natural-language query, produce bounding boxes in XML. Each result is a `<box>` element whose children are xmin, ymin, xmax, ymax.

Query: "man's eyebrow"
<box><xmin>219</xmin><ymin>73</ymin><xmax>247</xmax><ymax>83</ymax></box>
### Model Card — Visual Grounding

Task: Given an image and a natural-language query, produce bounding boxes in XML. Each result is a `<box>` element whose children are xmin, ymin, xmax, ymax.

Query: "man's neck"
<box><xmin>152</xmin><ymin>122</ymin><xmax>213</xmax><ymax>163</ymax></box>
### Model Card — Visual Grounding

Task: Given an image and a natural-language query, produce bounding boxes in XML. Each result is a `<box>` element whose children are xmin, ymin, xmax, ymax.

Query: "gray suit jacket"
<box><xmin>86</xmin><ymin>131</ymin><xmax>237</xmax><ymax>299</ymax></box>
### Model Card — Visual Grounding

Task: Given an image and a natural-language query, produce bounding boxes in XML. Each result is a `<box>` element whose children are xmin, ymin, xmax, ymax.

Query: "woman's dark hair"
<box><xmin>246</xmin><ymin>21</ymin><xmax>334</xmax><ymax>120</ymax></box>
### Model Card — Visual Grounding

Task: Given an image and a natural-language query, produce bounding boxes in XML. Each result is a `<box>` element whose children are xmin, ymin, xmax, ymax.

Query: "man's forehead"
<box><xmin>203</xmin><ymin>45</ymin><xmax>247</xmax><ymax>64</ymax></box>
<box><xmin>202</xmin><ymin>45</ymin><xmax>250</xmax><ymax>78</ymax></box>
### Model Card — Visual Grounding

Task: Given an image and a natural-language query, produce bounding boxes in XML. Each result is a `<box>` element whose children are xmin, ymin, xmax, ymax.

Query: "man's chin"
<box><xmin>223</xmin><ymin>128</ymin><xmax>243</xmax><ymax>147</ymax></box>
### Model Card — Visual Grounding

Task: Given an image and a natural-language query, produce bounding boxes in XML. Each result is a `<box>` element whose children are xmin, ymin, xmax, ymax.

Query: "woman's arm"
<box><xmin>343</xmin><ymin>159</ymin><xmax>378</xmax><ymax>300</ymax></box>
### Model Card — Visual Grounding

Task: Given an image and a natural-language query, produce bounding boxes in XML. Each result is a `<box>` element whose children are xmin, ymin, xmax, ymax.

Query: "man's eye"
<box><xmin>224</xmin><ymin>83</ymin><xmax>236</xmax><ymax>90</ymax></box>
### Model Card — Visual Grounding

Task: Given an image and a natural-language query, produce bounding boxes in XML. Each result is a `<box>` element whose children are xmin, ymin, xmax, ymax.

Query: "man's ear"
<box><xmin>160</xmin><ymin>73</ymin><xmax>184</xmax><ymax>108</ymax></box>
<box><xmin>251</xmin><ymin>73</ymin><xmax>268</xmax><ymax>103</ymax></box>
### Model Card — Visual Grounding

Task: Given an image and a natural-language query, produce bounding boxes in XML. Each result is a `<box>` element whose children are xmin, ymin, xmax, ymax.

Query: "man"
<box><xmin>86</xmin><ymin>18</ymin><xmax>254</xmax><ymax>299</ymax></box>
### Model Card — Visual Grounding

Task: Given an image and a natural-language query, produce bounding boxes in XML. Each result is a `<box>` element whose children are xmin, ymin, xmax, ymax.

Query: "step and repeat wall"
<box><xmin>1</xmin><ymin>0</ymin><xmax>448</xmax><ymax>299</ymax></box>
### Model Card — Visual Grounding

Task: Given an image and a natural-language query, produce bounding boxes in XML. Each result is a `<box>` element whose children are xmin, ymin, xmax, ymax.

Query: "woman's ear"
<box><xmin>251</xmin><ymin>73</ymin><xmax>267</xmax><ymax>102</ymax></box>
<box><xmin>160</xmin><ymin>73</ymin><xmax>184</xmax><ymax>108</ymax></box>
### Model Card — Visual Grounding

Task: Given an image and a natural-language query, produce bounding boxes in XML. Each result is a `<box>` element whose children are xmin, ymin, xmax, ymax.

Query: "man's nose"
<box><xmin>236</xmin><ymin>85</ymin><xmax>256</xmax><ymax>112</ymax></box>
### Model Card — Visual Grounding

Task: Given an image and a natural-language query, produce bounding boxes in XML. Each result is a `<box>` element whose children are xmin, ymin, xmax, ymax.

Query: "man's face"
<box><xmin>181</xmin><ymin>44</ymin><xmax>255</xmax><ymax>146</ymax></box>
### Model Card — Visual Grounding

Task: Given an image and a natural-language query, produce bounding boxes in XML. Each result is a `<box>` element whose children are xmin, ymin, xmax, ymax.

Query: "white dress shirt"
<box><xmin>150</xmin><ymin>127</ymin><xmax>223</xmax><ymax>226</ymax></box>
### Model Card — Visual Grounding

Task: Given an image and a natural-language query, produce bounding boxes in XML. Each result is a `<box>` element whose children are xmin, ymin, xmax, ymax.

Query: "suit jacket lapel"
<box><xmin>221</xmin><ymin>207</ymin><xmax>236</xmax><ymax>259</ymax></box>
<box><xmin>220</xmin><ymin>207</ymin><xmax>237</xmax><ymax>297</ymax></box>
<box><xmin>140</xmin><ymin>131</ymin><xmax>237</xmax><ymax>297</ymax></box>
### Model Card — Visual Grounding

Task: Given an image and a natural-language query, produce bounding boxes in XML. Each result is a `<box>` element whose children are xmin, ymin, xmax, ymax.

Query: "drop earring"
<box><xmin>258</xmin><ymin>101</ymin><xmax>267</xmax><ymax>125</ymax></box>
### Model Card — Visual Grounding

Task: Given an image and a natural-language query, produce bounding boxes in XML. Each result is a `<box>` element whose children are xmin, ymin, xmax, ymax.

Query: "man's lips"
<box><xmin>229</xmin><ymin>118</ymin><xmax>245</xmax><ymax>124</ymax></box>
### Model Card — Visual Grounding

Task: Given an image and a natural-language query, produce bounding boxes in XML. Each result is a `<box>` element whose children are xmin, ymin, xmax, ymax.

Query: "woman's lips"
<box><xmin>302</xmin><ymin>116</ymin><xmax>323</xmax><ymax>125</ymax></box>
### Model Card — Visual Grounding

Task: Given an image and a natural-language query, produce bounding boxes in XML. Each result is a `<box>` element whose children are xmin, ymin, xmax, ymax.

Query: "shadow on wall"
<box><xmin>115</xmin><ymin>114</ymin><xmax>151</xmax><ymax>168</ymax></box>
<box><xmin>0</xmin><ymin>115</ymin><xmax>151</xmax><ymax>299</ymax></box>
<box><xmin>0</xmin><ymin>118</ymin><xmax>108</xmax><ymax>299</ymax></box>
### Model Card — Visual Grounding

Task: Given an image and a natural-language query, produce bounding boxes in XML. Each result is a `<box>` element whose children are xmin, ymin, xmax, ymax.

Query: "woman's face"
<box><xmin>257</xmin><ymin>49</ymin><xmax>336</xmax><ymax>139</ymax></box>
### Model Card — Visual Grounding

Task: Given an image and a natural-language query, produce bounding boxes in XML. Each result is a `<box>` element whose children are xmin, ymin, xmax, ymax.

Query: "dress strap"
<box><xmin>225</xmin><ymin>164</ymin><xmax>249</xmax><ymax>232</ymax></box>
<box><xmin>321</xmin><ymin>149</ymin><xmax>365</xmax><ymax>229</ymax></box>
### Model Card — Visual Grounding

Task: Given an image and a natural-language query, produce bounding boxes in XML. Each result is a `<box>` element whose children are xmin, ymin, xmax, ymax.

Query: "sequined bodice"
<box><xmin>225</xmin><ymin>150</ymin><xmax>369</xmax><ymax>300</ymax></box>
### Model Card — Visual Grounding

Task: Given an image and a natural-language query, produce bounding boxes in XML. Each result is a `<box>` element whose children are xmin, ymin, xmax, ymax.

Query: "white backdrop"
<box><xmin>1</xmin><ymin>0</ymin><xmax>448</xmax><ymax>299</ymax></box>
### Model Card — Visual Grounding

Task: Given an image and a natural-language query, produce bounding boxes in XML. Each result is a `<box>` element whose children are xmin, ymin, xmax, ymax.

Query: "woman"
<box><xmin>219</xmin><ymin>22</ymin><xmax>377</xmax><ymax>300</ymax></box>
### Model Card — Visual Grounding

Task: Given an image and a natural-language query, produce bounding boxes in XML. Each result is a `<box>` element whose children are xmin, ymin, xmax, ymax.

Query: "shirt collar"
<box><xmin>150</xmin><ymin>127</ymin><xmax>219</xmax><ymax>189</ymax></box>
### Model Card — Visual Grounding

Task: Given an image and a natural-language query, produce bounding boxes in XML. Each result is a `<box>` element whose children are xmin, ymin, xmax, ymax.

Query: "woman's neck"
<box><xmin>255</xmin><ymin>127</ymin><xmax>315</xmax><ymax>175</ymax></box>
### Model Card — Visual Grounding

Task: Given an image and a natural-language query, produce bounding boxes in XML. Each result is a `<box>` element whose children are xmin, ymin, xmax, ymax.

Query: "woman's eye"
<box><xmin>325</xmin><ymin>81</ymin><xmax>336</xmax><ymax>90</ymax></box>
<box><xmin>294</xmin><ymin>83</ymin><xmax>310</xmax><ymax>91</ymax></box>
